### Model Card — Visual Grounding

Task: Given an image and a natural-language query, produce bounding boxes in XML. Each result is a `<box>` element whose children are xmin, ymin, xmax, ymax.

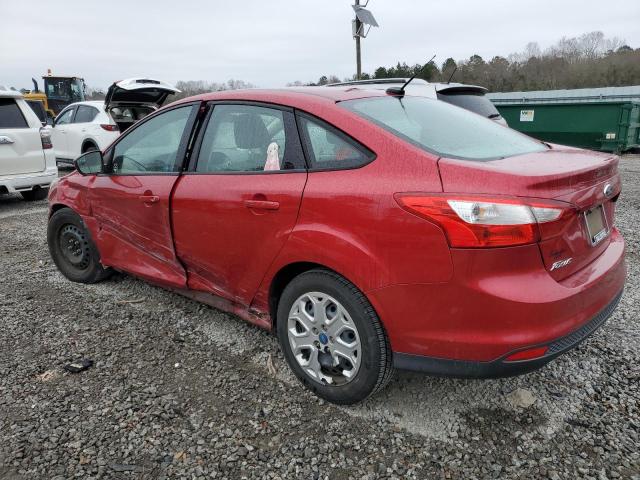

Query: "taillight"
<box><xmin>100</xmin><ymin>124</ymin><xmax>119</xmax><ymax>132</ymax></box>
<box><xmin>395</xmin><ymin>194</ymin><xmax>573</xmax><ymax>248</ymax></box>
<box><xmin>39</xmin><ymin>128</ymin><xmax>52</xmax><ymax>149</ymax></box>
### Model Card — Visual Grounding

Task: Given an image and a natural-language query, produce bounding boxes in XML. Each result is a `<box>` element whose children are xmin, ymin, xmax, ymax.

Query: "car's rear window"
<box><xmin>0</xmin><ymin>98</ymin><xmax>28</xmax><ymax>129</ymax></box>
<box><xmin>341</xmin><ymin>96</ymin><xmax>546</xmax><ymax>161</ymax></box>
<box><xmin>436</xmin><ymin>91</ymin><xmax>500</xmax><ymax>119</ymax></box>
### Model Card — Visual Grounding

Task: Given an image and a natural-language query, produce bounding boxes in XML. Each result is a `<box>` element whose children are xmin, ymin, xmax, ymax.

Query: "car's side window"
<box><xmin>55</xmin><ymin>108</ymin><xmax>75</xmax><ymax>125</ymax></box>
<box><xmin>111</xmin><ymin>106</ymin><xmax>193</xmax><ymax>174</ymax></box>
<box><xmin>196</xmin><ymin>104</ymin><xmax>303</xmax><ymax>173</ymax></box>
<box><xmin>298</xmin><ymin>115</ymin><xmax>373</xmax><ymax>170</ymax></box>
<box><xmin>74</xmin><ymin>105</ymin><xmax>98</xmax><ymax>123</ymax></box>
<box><xmin>0</xmin><ymin>99</ymin><xmax>28</xmax><ymax>129</ymax></box>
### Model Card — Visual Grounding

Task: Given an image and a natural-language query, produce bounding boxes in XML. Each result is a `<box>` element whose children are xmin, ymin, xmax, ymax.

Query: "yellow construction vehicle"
<box><xmin>23</xmin><ymin>70</ymin><xmax>86</xmax><ymax>119</ymax></box>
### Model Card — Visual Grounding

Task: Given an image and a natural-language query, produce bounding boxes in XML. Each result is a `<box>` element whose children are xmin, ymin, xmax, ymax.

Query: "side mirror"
<box><xmin>74</xmin><ymin>150</ymin><xmax>103</xmax><ymax>175</ymax></box>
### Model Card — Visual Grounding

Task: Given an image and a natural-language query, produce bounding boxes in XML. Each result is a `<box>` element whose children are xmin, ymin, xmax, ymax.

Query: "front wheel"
<box><xmin>277</xmin><ymin>269</ymin><xmax>393</xmax><ymax>405</ymax></box>
<box><xmin>47</xmin><ymin>208</ymin><xmax>112</xmax><ymax>283</ymax></box>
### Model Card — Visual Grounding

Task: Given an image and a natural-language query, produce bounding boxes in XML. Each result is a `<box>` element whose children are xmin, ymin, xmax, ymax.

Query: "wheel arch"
<box><xmin>81</xmin><ymin>138</ymin><xmax>99</xmax><ymax>153</ymax></box>
<box><xmin>49</xmin><ymin>202</ymin><xmax>71</xmax><ymax>217</ymax></box>
<box><xmin>266</xmin><ymin>261</ymin><xmax>373</xmax><ymax>333</ymax></box>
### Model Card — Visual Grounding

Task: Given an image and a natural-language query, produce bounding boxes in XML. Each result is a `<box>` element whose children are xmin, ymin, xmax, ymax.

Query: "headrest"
<box><xmin>233</xmin><ymin>114</ymin><xmax>270</xmax><ymax>149</ymax></box>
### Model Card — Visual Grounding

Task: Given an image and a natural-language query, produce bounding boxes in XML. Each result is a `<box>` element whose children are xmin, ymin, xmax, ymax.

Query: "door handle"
<box><xmin>0</xmin><ymin>136</ymin><xmax>14</xmax><ymax>145</ymax></box>
<box><xmin>139</xmin><ymin>195</ymin><xmax>160</xmax><ymax>204</ymax></box>
<box><xmin>244</xmin><ymin>200</ymin><xmax>280</xmax><ymax>210</ymax></box>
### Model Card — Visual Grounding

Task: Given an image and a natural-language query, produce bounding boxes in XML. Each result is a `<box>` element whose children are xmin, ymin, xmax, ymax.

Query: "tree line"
<box><xmin>299</xmin><ymin>31</ymin><xmax>640</xmax><ymax>92</ymax></box>
<box><xmin>84</xmin><ymin>31</ymin><xmax>639</xmax><ymax>97</ymax></box>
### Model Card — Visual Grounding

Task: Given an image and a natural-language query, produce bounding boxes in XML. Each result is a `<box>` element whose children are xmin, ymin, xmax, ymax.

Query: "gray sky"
<box><xmin>2</xmin><ymin>0</ymin><xmax>639</xmax><ymax>91</ymax></box>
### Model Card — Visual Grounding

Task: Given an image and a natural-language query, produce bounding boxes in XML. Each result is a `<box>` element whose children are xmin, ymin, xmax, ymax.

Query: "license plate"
<box><xmin>584</xmin><ymin>205</ymin><xmax>608</xmax><ymax>246</ymax></box>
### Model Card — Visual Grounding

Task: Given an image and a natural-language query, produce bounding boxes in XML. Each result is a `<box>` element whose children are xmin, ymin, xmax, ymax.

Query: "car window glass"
<box><xmin>342</xmin><ymin>96</ymin><xmax>546</xmax><ymax>161</ymax></box>
<box><xmin>436</xmin><ymin>92</ymin><xmax>500</xmax><ymax>118</ymax></box>
<box><xmin>196</xmin><ymin>105</ymin><xmax>288</xmax><ymax>173</ymax></box>
<box><xmin>55</xmin><ymin>108</ymin><xmax>74</xmax><ymax>125</ymax></box>
<box><xmin>299</xmin><ymin>116</ymin><xmax>370</xmax><ymax>169</ymax></box>
<box><xmin>74</xmin><ymin>105</ymin><xmax>98</xmax><ymax>123</ymax></box>
<box><xmin>26</xmin><ymin>100</ymin><xmax>47</xmax><ymax>124</ymax></box>
<box><xmin>0</xmin><ymin>99</ymin><xmax>28</xmax><ymax>128</ymax></box>
<box><xmin>112</xmin><ymin>106</ymin><xmax>193</xmax><ymax>174</ymax></box>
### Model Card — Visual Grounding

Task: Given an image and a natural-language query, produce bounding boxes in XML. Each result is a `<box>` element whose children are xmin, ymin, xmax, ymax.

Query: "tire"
<box><xmin>21</xmin><ymin>188</ymin><xmax>48</xmax><ymax>201</ymax></box>
<box><xmin>276</xmin><ymin>269</ymin><xmax>394</xmax><ymax>405</ymax></box>
<box><xmin>47</xmin><ymin>208</ymin><xmax>112</xmax><ymax>283</ymax></box>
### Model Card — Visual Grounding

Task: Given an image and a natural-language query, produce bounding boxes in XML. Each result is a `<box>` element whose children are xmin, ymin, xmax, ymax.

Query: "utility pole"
<box><xmin>351</xmin><ymin>1</ymin><xmax>378</xmax><ymax>81</ymax></box>
<box><xmin>355</xmin><ymin>0</ymin><xmax>362</xmax><ymax>80</ymax></box>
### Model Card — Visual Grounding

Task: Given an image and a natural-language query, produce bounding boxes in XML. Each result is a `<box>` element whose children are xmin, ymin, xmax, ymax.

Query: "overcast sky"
<box><xmin>2</xmin><ymin>0</ymin><xmax>639</xmax><ymax>91</ymax></box>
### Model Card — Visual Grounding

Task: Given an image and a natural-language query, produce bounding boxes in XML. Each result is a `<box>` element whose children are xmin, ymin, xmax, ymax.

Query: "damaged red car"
<box><xmin>47</xmin><ymin>87</ymin><xmax>626</xmax><ymax>404</ymax></box>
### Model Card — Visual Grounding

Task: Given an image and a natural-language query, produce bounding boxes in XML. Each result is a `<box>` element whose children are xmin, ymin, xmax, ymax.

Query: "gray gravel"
<box><xmin>1</xmin><ymin>158</ymin><xmax>639</xmax><ymax>479</ymax></box>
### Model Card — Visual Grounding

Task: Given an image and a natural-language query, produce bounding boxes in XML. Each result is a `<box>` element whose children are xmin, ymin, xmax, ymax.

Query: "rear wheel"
<box><xmin>277</xmin><ymin>269</ymin><xmax>393</xmax><ymax>404</ymax></box>
<box><xmin>47</xmin><ymin>208</ymin><xmax>112</xmax><ymax>283</ymax></box>
<box><xmin>21</xmin><ymin>188</ymin><xmax>48</xmax><ymax>201</ymax></box>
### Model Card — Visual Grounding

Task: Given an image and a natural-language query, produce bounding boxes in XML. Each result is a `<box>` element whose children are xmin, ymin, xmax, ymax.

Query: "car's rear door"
<box><xmin>88</xmin><ymin>103</ymin><xmax>199</xmax><ymax>288</ymax></box>
<box><xmin>171</xmin><ymin>102</ymin><xmax>307</xmax><ymax>305</ymax></box>
<box><xmin>0</xmin><ymin>97</ymin><xmax>45</xmax><ymax>175</ymax></box>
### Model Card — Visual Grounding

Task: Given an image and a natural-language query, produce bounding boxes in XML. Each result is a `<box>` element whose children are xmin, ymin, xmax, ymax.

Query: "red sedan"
<box><xmin>47</xmin><ymin>87</ymin><xmax>626</xmax><ymax>404</ymax></box>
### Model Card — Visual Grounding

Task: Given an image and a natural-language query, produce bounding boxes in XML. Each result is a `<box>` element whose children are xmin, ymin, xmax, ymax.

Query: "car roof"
<box><xmin>178</xmin><ymin>86</ymin><xmax>390</xmax><ymax>106</ymax></box>
<box><xmin>0</xmin><ymin>87</ymin><xmax>23</xmax><ymax>99</ymax></box>
<box><xmin>60</xmin><ymin>100</ymin><xmax>105</xmax><ymax>110</ymax></box>
<box><xmin>328</xmin><ymin>78</ymin><xmax>488</xmax><ymax>94</ymax></box>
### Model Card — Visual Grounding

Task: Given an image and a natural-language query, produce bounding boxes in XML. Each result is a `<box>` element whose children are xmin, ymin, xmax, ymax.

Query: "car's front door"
<box><xmin>50</xmin><ymin>106</ymin><xmax>75</xmax><ymax>160</ymax></box>
<box><xmin>171</xmin><ymin>103</ymin><xmax>307</xmax><ymax>305</ymax></box>
<box><xmin>88</xmin><ymin>103</ymin><xmax>198</xmax><ymax>288</ymax></box>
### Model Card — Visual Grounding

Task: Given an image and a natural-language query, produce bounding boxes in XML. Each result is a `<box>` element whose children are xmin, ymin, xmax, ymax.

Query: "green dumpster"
<box><xmin>487</xmin><ymin>86</ymin><xmax>640</xmax><ymax>153</ymax></box>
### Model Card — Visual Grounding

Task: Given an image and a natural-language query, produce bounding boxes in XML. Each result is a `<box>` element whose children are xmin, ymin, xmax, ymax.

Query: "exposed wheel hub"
<box><xmin>287</xmin><ymin>292</ymin><xmax>361</xmax><ymax>386</ymax></box>
<box><xmin>59</xmin><ymin>224</ymin><xmax>90</xmax><ymax>270</ymax></box>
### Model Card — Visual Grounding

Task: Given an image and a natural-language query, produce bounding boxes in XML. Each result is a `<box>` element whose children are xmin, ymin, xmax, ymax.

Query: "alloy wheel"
<box><xmin>287</xmin><ymin>291</ymin><xmax>361</xmax><ymax>385</ymax></box>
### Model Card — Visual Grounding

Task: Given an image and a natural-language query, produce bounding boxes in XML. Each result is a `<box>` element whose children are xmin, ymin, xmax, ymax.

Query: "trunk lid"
<box><xmin>104</xmin><ymin>78</ymin><xmax>180</xmax><ymax>110</ymax></box>
<box><xmin>438</xmin><ymin>145</ymin><xmax>621</xmax><ymax>280</ymax></box>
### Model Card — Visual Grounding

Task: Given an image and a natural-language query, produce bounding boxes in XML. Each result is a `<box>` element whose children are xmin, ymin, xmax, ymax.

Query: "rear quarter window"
<box><xmin>297</xmin><ymin>114</ymin><xmax>374</xmax><ymax>170</ymax></box>
<box><xmin>0</xmin><ymin>98</ymin><xmax>29</xmax><ymax>128</ymax></box>
<box><xmin>26</xmin><ymin>100</ymin><xmax>47</xmax><ymax>123</ymax></box>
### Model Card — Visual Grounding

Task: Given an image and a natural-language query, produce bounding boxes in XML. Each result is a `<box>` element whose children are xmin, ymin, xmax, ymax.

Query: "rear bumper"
<box><xmin>368</xmin><ymin>228</ymin><xmax>626</xmax><ymax>364</ymax></box>
<box><xmin>393</xmin><ymin>289</ymin><xmax>623</xmax><ymax>377</ymax></box>
<box><xmin>0</xmin><ymin>166</ymin><xmax>57</xmax><ymax>194</ymax></box>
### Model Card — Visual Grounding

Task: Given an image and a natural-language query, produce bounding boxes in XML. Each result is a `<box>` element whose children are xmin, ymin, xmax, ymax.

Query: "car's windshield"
<box><xmin>341</xmin><ymin>96</ymin><xmax>546</xmax><ymax>161</ymax></box>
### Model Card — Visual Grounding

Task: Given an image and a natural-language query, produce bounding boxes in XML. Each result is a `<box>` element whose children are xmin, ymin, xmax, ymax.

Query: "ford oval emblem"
<box><xmin>603</xmin><ymin>183</ymin><xmax>614</xmax><ymax>198</ymax></box>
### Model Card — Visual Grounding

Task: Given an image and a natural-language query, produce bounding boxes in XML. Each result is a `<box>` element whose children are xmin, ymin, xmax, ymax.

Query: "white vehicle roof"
<box><xmin>327</xmin><ymin>78</ymin><xmax>488</xmax><ymax>95</ymax></box>
<box><xmin>0</xmin><ymin>87</ymin><xmax>23</xmax><ymax>99</ymax></box>
<box><xmin>327</xmin><ymin>78</ymin><xmax>438</xmax><ymax>99</ymax></box>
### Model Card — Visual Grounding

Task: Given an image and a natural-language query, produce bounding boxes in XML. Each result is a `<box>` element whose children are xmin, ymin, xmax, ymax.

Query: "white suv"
<box><xmin>0</xmin><ymin>87</ymin><xmax>57</xmax><ymax>201</ymax></box>
<box><xmin>51</xmin><ymin>78</ymin><xmax>179</xmax><ymax>165</ymax></box>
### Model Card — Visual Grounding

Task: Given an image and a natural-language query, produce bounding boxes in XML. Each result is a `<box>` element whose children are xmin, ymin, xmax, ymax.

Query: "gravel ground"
<box><xmin>0</xmin><ymin>158</ymin><xmax>639</xmax><ymax>480</ymax></box>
